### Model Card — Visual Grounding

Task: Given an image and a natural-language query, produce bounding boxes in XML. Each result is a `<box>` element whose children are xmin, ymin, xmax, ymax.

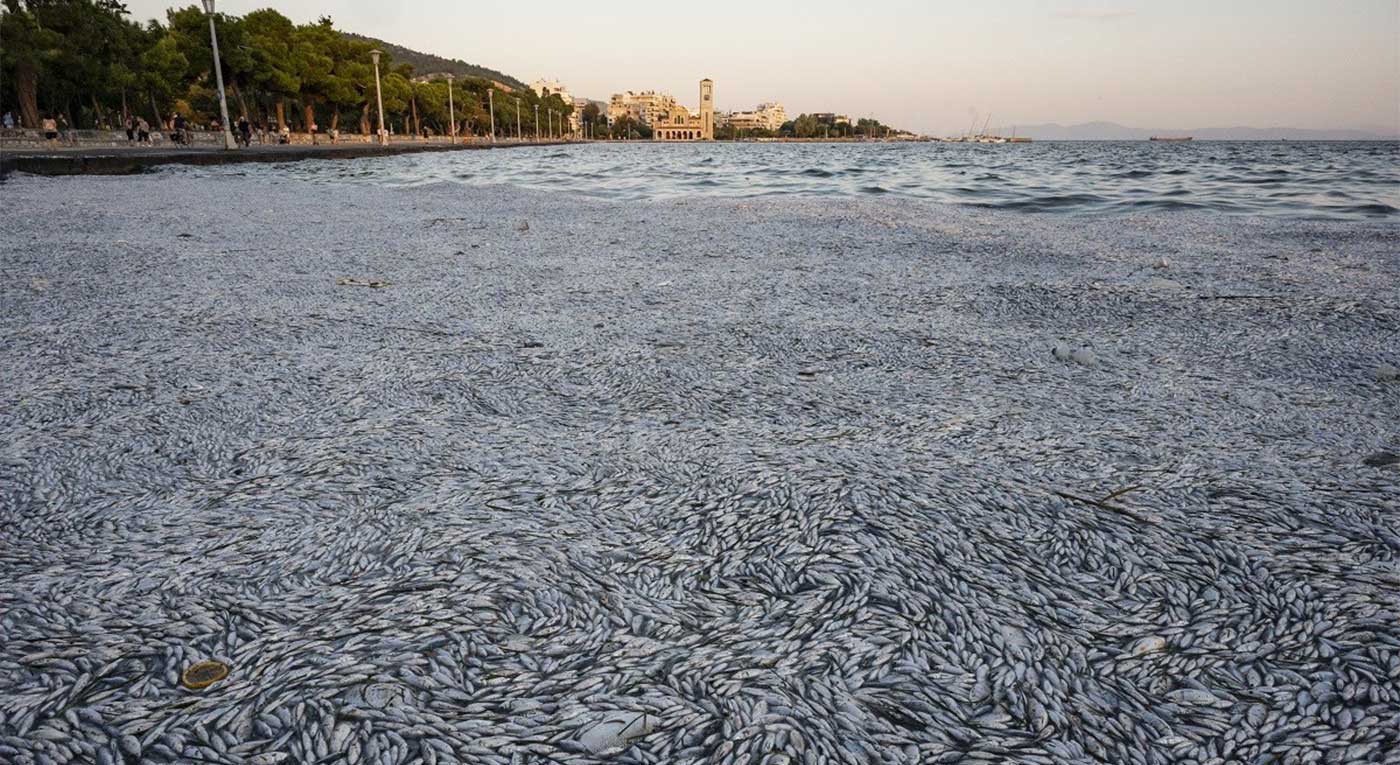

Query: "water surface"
<box><xmin>180</xmin><ymin>141</ymin><xmax>1399</xmax><ymax>220</ymax></box>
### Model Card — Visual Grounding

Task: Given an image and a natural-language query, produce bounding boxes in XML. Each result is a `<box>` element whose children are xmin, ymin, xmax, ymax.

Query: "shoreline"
<box><xmin>0</xmin><ymin>139</ymin><xmax>571</xmax><ymax>178</ymax></box>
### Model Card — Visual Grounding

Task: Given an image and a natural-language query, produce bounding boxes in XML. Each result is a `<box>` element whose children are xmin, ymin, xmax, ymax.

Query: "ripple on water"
<box><xmin>168</xmin><ymin>141</ymin><xmax>1400</xmax><ymax>219</ymax></box>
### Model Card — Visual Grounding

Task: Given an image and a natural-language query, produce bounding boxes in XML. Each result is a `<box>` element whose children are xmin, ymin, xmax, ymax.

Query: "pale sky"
<box><xmin>125</xmin><ymin>1</ymin><xmax>1400</xmax><ymax>135</ymax></box>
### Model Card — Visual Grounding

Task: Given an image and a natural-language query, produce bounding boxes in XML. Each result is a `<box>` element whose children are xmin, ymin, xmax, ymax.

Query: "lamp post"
<box><xmin>487</xmin><ymin>89</ymin><xmax>495</xmax><ymax>142</ymax></box>
<box><xmin>515</xmin><ymin>97</ymin><xmax>521</xmax><ymax>141</ymax></box>
<box><xmin>200</xmin><ymin>0</ymin><xmax>236</xmax><ymax>149</ymax></box>
<box><xmin>370</xmin><ymin>49</ymin><xmax>386</xmax><ymax>145</ymax></box>
<box><xmin>533</xmin><ymin>104</ymin><xmax>539</xmax><ymax>141</ymax></box>
<box><xmin>446</xmin><ymin>73</ymin><xmax>455</xmax><ymax>144</ymax></box>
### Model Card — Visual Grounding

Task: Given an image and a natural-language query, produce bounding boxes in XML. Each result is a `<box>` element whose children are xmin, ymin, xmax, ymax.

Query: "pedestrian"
<box><xmin>172</xmin><ymin>112</ymin><xmax>186</xmax><ymax>145</ymax></box>
<box><xmin>329</xmin><ymin>127</ymin><xmax>339</xmax><ymax>144</ymax></box>
<box><xmin>137</xmin><ymin>117</ymin><xmax>151</xmax><ymax>144</ymax></box>
<box><xmin>124</xmin><ymin>115</ymin><xmax>135</xmax><ymax>143</ymax></box>
<box><xmin>309</xmin><ymin>120</ymin><xmax>319</xmax><ymax>146</ymax></box>
<box><xmin>2</xmin><ymin>111</ymin><xmax>14</xmax><ymax>130</ymax></box>
<box><xmin>237</xmin><ymin>115</ymin><xmax>251</xmax><ymax>147</ymax></box>
<box><xmin>56</xmin><ymin>113</ymin><xmax>69</xmax><ymax>143</ymax></box>
<box><xmin>42</xmin><ymin>115</ymin><xmax>58</xmax><ymax>144</ymax></box>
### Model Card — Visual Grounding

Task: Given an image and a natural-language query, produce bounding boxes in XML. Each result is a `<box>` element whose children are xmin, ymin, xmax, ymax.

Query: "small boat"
<box><xmin>1150</xmin><ymin>136</ymin><xmax>1193</xmax><ymax>142</ymax></box>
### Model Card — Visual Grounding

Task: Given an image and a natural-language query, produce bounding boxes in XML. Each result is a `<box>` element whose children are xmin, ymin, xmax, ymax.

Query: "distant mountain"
<box><xmin>343</xmin><ymin>32</ymin><xmax>527</xmax><ymax>92</ymax></box>
<box><xmin>1004</xmin><ymin>121</ymin><xmax>1398</xmax><ymax>141</ymax></box>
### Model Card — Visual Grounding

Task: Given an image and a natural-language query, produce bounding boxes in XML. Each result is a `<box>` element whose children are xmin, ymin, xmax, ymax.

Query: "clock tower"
<box><xmin>700</xmin><ymin>79</ymin><xmax>714</xmax><ymax>140</ymax></box>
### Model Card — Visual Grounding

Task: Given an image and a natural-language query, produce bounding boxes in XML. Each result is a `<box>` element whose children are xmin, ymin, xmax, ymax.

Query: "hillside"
<box><xmin>342</xmin><ymin>32</ymin><xmax>527</xmax><ymax>91</ymax></box>
<box><xmin>1007</xmin><ymin>121</ymin><xmax>1398</xmax><ymax>141</ymax></box>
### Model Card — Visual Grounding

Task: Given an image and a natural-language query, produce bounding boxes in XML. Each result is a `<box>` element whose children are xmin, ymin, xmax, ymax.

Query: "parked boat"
<box><xmin>1150</xmin><ymin>136</ymin><xmax>1194</xmax><ymax>142</ymax></box>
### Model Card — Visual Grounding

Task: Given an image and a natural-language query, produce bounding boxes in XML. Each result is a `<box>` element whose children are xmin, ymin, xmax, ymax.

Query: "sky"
<box><xmin>123</xmin><ymin>0</ymin><xmax>1400</xmax><ymax>136</ymax></box>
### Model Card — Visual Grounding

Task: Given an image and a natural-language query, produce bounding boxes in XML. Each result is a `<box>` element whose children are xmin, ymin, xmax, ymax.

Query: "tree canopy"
<box><xmin>0</xmin><ymin>1</ymin><xmax>568</xmax><ymax>135</ymax></box>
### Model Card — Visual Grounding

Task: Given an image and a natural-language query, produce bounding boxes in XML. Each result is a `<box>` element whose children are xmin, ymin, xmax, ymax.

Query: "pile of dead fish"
<box><xmin>1</xmin><ymin>173</ymin><xmax>1398</xmax><ymax>764</ymax></box>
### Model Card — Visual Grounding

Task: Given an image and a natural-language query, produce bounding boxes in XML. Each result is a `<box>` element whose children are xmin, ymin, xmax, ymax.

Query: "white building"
<box><xmin>532</xmin><ymin>78</ymin><xmax>581</xmax><ymax>133</ymax></box>
<box><xmin>607</xmin><ymin>90</ymin><xmax>682</xmax><ymax>127</ymax></box>
<box><xmin>722</xmin><ymin>102</ymin><xmax>788</xmax><ymax>132</ymax></box>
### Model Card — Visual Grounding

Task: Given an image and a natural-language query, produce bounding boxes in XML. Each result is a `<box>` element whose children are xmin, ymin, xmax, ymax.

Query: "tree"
<box><xmin>289</xmin><ymin>19</ymin><xmax>335</xmax><ymax>130</ymax></box>
<box><xmin>378</xmin><ymin>70</ymin><xmax>410</xmax><ymax>133</ymax></box>
<box><xmin>414</xmin><ymin>79</ymin><xmax>449</xmax><ymax>134</ymax></box>
<box><xmin>0</xmin><ymin>3</ymin><xmax>560</xmax><ymax>137</ymax></box>
<box><xmin>162</xmin><ymin>4</ymin><xmax>255</xmax><ymax>124</ymax></box>
<box><xmin>241</xmin><ymin>8</ymin><xmax>298</xmax><ymax>129</ymax></box>
<box><xmin>0</xmin><ymin>1</ymin><xmax>57</xmax><ymax>127</ymax></box>
<box><xmin>581</xmin><ymin>101</ymin><xmax>601</xmax><ymax>137</ymax></box>
<box><xmin>138</xmin><ymin>31</ymin><xmax>186</xmax><ymax>124</ymax></box>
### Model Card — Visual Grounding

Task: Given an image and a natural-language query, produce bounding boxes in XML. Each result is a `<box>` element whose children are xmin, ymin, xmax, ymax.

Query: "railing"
<box><xmin>0</xmin><ymin>128</ymin><xmax>567</xmax><ymax>149</ymax></box>
<box><xmin>1</xmin><ymin>128</ymin><xmax>224</xmax><ymax>148</ymax></box>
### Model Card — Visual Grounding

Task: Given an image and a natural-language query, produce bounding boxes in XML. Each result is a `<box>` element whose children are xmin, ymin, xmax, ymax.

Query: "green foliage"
<box><xmin>606</xmin><ymin>114</ymin><xmax>650</xmax><ymax>140</ymax></box>
<box><xmin>712</xmin><ymin>113</ymin><xmax>899</xmax><ymax>141</ymax></box>
<box><xmin>242</xmin><ymin>8</ymin><xmax>299</xmax><ymax>100</ymax></box>
<box><xmin>139</xmin><ymin>33</ymin><xmax>187</xmax><ymax>118</ymax></box>
<box><xmin>2</xmin><ymin>0</ymin><xmax>151</xmax><ymax>126</ymax></box>
<box><xmin>0</xmin><ymin>1</ymin><xmax>535</xmax><ymax>134</ymax></box>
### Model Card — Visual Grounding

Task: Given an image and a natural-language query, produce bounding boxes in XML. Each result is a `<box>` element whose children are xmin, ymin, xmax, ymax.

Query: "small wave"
<box><xmin>1122</xmin><ymin>199</ymin><xmax>1208</xmax><ymax>212</ymax></box>
<box><xmin>175</xmin><ymin>140</ymin><xmax>1399</xmax><ymax>221</ymax></box>
<box><xmin>979</xmin><ymin>193</ymin><xmax>1110</xmax><ymax>212</ymax></box>
<box><xmin>1330</xmin><ymin>203</ymin><xmax>1398</xmax><ymax>216</ymax></box>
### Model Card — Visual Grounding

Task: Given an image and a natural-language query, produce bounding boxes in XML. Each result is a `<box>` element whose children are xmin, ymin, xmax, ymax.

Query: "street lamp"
<box><xmin>487</xmin><ymin>89</ymin><xmax>495</xmax><ymax>143</ymax></box>
<box><xmin>534</xmin><ymin>104</ymin><xmax>539</xmax><ymax>141</ymax></box>
<box><xmin>515</xmin><ymin>97</ymin><xmax>521</xmax><ymax>141</ymax></box>
<box><xmin>370</xmin><ymin>49</ymin><xmax>386</xmax><ymax>145</ymax></box>
<box><xmin>446</xmin><ymin>73</ymin><xmax>455</xmax><ymax>144</ymax></box>
<box><xmin>200</xmin><ymin>0</ymin><xmax>236</xmax><ymax>150</ymax></box>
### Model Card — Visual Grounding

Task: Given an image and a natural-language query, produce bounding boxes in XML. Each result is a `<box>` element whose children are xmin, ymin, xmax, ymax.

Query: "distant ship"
<box><xmin>1149</xmin><ymin>136</ymin><xmax>1194</xmax><ymax>142</ymax></box>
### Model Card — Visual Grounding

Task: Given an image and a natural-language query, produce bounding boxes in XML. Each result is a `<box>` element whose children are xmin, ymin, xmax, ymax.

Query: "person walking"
<box><xmin>42</xmin><ymin>115</ymin><xmax>58</xmax><ymax>145</ymax></box>
<box><xmin>56</xmin><ymin>113</ymin><xmax>69</xmax><ymax>143</ymax></box>
<box><xmin>2</xmin><ymin>112</ymin><xmax>14</xmax><ymax>130</ymax></box>
<box><xmin>137</xmin><ymin>117</ymin><xmax>151</xmax><ymax>144</ymax></box>
<box><xmin>237</xmin><ymin>115</ymin><xmax>251</xmax><ymax>147</ymax></box>
<box><xmin>172</xmin><ymin>112</ymin><xmax>187</xmax><ymax>145</ymax></box>
<box><xmin>124</xmin><ymin>115</ymin><xmax>135</xmax><ymax>143</ymax></box>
